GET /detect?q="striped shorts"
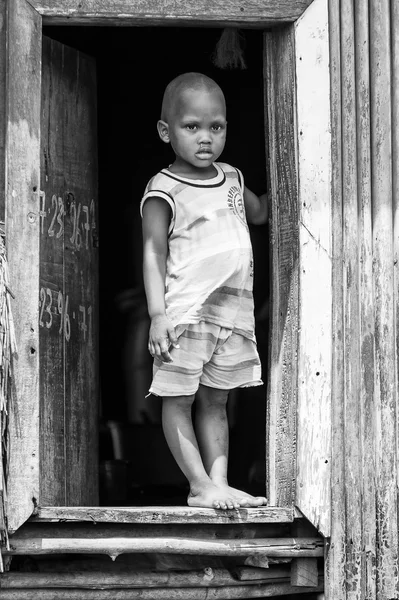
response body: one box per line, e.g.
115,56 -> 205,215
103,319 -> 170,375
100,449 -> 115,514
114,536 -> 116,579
149,322 -> 263,397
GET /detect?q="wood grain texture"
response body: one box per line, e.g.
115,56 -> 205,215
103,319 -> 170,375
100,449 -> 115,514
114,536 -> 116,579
5,0 -> 42,534
325,0 -> 346,597
355,0 -> 376,597
290,558 -> 318,587
0,0 -> 5,220
0,581 -> 326,599
31,505 -> 294,524
294,0 -> 332,537
6,536 -> 324,557
0,568 -> 291,588
392,0 -> 399,569
340,1 -> 363,596
39,37 -> 99,506
264,25 -> 298,508
11,520 -> 288,541
27,0 -> 314,26
369,1 -> 399,597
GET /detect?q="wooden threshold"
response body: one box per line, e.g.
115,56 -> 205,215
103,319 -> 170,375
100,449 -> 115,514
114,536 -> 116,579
30,506 -> 295,524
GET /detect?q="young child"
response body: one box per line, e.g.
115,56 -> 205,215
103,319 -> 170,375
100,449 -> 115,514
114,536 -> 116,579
141,72 -> 268,510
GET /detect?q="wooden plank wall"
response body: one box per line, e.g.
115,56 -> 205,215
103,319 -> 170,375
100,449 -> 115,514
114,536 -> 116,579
326,0 -> 399,597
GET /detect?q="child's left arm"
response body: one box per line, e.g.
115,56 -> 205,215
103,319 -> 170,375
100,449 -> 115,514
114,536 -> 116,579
243,187 -> 268,225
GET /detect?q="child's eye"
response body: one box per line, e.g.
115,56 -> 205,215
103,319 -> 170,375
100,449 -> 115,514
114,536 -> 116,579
211,124 -> 224,132
185,124 -> 198,131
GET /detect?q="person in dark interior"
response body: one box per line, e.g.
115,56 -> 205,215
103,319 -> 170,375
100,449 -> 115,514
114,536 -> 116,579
141,72 -> 268,509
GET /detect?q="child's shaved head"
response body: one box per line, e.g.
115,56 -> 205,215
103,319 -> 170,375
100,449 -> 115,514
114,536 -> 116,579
161,72 -> 225,122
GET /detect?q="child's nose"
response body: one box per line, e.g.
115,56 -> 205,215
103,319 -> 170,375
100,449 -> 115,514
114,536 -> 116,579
198,129 -> 212,143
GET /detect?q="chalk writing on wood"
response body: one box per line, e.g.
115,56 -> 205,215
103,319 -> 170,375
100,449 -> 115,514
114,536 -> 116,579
39,287 -> 92,344
39,189 -> 96,251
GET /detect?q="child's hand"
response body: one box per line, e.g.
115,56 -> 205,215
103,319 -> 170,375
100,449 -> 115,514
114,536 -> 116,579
148,315 -> 180,363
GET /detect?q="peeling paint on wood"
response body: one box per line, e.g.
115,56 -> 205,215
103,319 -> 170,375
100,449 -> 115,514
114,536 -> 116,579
294,0 -> 332,538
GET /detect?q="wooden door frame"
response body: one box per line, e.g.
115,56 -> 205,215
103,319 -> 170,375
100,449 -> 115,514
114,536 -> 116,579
3,0 -> 332,535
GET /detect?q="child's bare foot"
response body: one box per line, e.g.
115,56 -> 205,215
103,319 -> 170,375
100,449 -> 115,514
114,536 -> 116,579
216,484 -> 268,507
188,481 -> 241,510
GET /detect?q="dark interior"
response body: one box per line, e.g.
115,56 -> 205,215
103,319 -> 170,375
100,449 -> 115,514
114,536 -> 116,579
43,25 -> 270,506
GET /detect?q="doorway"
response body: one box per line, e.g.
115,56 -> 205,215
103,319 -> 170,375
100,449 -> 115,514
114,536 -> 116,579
43,25 -> 270,507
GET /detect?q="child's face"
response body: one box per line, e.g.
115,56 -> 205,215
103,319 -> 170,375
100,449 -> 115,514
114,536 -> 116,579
160,87 -> 227,175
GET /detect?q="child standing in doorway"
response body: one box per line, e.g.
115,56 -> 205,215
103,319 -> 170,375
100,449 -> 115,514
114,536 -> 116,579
141,72 -> 268,510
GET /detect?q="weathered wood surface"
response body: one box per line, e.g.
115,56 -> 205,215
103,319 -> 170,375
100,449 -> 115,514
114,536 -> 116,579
325,0 -> 346,598
5,0 -> 42,534
39,37 -> 99,506
31,505 -> 294,524
0,0 -> 6,220
27,0 -> 313,26
0,580 -> 325,599
393,0 -> 399,567
341,1 -> 363,595
6,536 -> 324,557
290,558 -> 318,587
294,0 -> 332,537
355,0 -> 376,597
0,567 -> 290,588
370,1 -> 399,597
11,520 -> 287,541
326,0 -> 399,597
264,25 -> 298,508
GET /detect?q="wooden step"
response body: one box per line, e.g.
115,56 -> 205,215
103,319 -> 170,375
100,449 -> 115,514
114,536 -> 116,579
30,506 -> 294,525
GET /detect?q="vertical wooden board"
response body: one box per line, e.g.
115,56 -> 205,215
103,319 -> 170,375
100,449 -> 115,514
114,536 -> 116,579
61,44 -> 99,506
5,0 -> 41,532
0,0 -> 5,219
40,37 -> 69,506
392,0 -> 399,527
39,37 -> 99,506
325,0 -> 346,597
354,0 -> 376,597
369,0 -> 399,597
294,0 -> 332,537
264,25 -> 299,507
340,1 -> 364,596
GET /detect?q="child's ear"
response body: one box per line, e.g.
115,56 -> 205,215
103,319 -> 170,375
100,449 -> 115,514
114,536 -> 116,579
157,120 -> 170,143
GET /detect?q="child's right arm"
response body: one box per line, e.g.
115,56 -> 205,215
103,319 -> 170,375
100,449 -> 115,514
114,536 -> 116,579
142,197 -> 179,363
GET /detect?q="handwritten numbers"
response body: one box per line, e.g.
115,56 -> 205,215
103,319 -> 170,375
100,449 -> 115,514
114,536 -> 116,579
83,206 -> 90,250
48,195 -> 65,239
70,202 -> 83,250
40,288 -> 91,344
38,190 -> 46,234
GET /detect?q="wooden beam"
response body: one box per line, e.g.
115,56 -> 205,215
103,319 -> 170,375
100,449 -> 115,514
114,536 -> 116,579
290,558 -> 318,587
0,567 -> 290,588
340,0 -> 363,593
0,580 -> 325,599
30,505 -> 294,524
264,24 -> 298,508
325,0 -> 346,597
0,0 -> 5,220
355,0 -> 376,597
5,0 -> 42,534
26,0 -> 314,27
294,0 -> 332,537
6,537 -> 324,557
370,0 -> 399,597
